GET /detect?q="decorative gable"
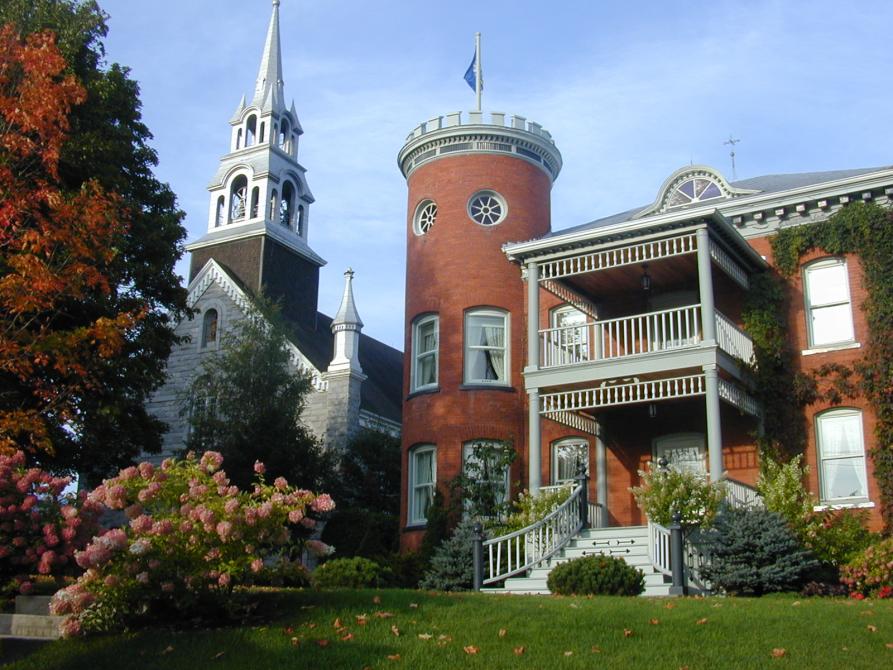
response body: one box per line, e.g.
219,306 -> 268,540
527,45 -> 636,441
635,165 -> 760,219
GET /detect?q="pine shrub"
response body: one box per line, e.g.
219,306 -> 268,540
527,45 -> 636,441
312,557 -> 390,589
418,518 -> 477,591
699,507 -> 818,596
546,555 -> 645,596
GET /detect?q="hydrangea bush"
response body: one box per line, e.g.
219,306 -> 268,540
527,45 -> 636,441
630,464 -> 725,528
0,451 -> 99,595
840,537 -> 893,599
50,452 -> 334,636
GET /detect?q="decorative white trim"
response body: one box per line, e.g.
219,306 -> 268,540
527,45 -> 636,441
635,165 -> 760,219
708,239 -> 749,289
813,501 -> 874,512
359,410 -> 400,437
717,379 -> 761,418
539,279 -> 599,319
801,342 -> 861,356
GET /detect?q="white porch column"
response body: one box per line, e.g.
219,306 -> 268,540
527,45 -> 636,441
704,364 -> 724,482
526,261 -> 540,370
696,227 -> 717,343
528,389 -> 541,494
595,419 -> 608,527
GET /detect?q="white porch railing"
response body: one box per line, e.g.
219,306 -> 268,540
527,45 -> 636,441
715,311 -> 754,363
482,484 -> 584,585
539,305 -> 755,370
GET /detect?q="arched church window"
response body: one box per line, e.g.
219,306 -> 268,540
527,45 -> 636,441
279,119 -> 290,151
666,177 -> 723,209
269,190 -> 278,220
250,187 -> 259,219
201,309 -> 219,348
229,175 -> 248,222
215,196 -> 225,227
280,181 -> 294,228
297,204 -> 305,236
246,115 -> 257,147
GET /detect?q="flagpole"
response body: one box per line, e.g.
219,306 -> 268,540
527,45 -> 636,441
474,32 -> 482,112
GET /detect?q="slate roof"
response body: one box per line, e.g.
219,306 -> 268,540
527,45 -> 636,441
550,166 -> 891,238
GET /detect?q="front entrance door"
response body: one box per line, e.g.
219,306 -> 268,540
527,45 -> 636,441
653,433 -> 706,475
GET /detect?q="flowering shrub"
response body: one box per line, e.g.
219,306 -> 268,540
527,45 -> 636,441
492,485 -> 574,535
0,451 -> 99,595
840,537 -> 893,598
630,464 -> 725,528
50,452 -> 334,636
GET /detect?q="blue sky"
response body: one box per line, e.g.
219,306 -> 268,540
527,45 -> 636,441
100,0 -> 892,350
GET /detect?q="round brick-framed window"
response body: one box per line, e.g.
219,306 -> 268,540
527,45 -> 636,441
468,190 -> 507,226
413,199 -> 437,236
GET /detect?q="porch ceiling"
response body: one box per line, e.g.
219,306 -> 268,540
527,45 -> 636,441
560,254 -> 699,303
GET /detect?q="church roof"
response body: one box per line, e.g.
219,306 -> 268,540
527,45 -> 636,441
550,166 -> 891,237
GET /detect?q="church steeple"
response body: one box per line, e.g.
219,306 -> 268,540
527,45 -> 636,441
252,0 -> 286,116
187,0 -> 324,328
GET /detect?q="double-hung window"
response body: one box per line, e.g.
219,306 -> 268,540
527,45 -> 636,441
408,445 -> 436,526
803,258 -> 855,348
816,409 -> 868,503
411,315 -> 438,391
552,439 -> 589,485
464,309 -> 508,384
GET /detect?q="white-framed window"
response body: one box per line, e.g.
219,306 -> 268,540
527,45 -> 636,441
549,305 -> 589,364
803,258 -> 855,348
468,190 -> 507,226
408,444 -> 436,526
462,440 -> 511,513
201,308 -> 219,348
552,438 -> 589,485
464,309 -> 508,385
413,199 -> 437,236
816,408 -> 868,503
411,314 -> 438,391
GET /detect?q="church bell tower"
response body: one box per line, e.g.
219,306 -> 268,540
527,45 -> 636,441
186,0 -> 325,327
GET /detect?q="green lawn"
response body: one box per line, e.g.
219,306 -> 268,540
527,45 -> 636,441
5,589 -> 893,669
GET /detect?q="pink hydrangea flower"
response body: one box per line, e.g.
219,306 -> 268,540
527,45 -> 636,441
273,476 -> 288,491
311,494 -> 335,513
253,461 -> 266,475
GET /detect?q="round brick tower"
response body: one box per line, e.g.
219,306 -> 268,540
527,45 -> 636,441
397,111 -> 562,550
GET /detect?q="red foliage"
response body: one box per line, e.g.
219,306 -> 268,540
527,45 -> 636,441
0,25 -> 143,454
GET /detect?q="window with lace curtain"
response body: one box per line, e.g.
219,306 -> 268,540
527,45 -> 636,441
408,445 -> 436,526
816,408 -> 868,503
464,309 -> 508,385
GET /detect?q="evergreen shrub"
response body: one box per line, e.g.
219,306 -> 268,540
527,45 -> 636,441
546,555 -> 645,596
419,518 -> 477,591
312,557 -> 389,589
699,507 -> 818,596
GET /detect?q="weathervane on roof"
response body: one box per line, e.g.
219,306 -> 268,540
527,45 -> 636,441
724,135 -> 740,181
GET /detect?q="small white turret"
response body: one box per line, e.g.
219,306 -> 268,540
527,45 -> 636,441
328,269 -> 364,373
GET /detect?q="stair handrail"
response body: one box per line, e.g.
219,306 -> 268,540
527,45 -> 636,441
647,520 -> 712,591
480,483 -> 584,585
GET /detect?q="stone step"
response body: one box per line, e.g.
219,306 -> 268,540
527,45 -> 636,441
535,552 -> 653,569
0,613 -> 63,640
578,526 -> 648,540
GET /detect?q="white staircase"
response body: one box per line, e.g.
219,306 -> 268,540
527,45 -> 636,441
488,525 -> 672,596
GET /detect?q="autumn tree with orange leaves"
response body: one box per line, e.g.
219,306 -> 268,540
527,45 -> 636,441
0,25 -> 143,459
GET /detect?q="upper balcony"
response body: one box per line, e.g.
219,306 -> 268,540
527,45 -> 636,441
539,305 -> 753,369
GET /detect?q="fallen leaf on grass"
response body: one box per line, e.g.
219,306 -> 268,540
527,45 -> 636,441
712,603 -> 722,608
771,648 -> 786,658
623,628 -> 633,638
300,605 -> 315,610
885,642 -> 893,649
340,632 -> 354,641
375,611 -> 395,619
161,646 -> 174,656
290,637 -> 299,646
513,646 -> 526,655
791,601 -> 800,607
649,618 -> 660,625
212,651 -> 225,660
305,623 -> 317,629
498,628 -> 507,638
464,645 -> 480,655
386,654 -> 400,661
283,626 -> 294,634
316,639 -> 330,648
564,650 -> 574,656
696,618 -> 708,625
409,603 -> 419,609
373,595 -> 382,604
867,625 -> 878,633
664,602 -> 675,609
437,634 -> 453,642
569,602 -> 579,609
333,618 -> 343,629
418,633 -> 433,640
591,646 -> 602,653
356,614 -> 368,625
391,625 -> 401,637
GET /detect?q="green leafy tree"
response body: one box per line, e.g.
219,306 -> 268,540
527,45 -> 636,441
183,301 -> 332,491
0,0 -> 188,480
451,441 -> 515,520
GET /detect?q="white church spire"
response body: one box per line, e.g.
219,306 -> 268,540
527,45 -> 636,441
253,0 -> 285,114
329,269 -> 364,373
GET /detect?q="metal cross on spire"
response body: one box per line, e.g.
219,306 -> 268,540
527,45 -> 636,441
724,135 -> 740,180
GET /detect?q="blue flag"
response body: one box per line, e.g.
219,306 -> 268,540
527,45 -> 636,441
464,53 -> 476,91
